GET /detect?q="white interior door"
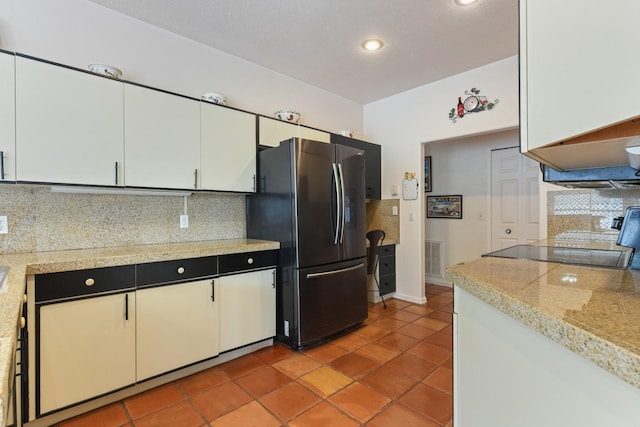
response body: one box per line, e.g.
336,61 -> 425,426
491,147 -> 540,250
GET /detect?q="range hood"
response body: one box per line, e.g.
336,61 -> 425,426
542,164 -> 640,189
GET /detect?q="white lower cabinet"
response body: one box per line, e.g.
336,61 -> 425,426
136,279 -> 219,381
218,269 -> 276,352
31,253 -> 277,422
38,292 -> 136,415
454,286 -> 640,427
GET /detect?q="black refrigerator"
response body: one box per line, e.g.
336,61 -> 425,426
247,138 -> 368,349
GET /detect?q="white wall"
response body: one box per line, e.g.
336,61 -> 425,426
0,0 -> 363,135
364,56 -> 519,302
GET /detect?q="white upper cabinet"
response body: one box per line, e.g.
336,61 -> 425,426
0,52 -> 15,182
124,84 -> 200,189
520,0 -> 640,170
15,56 -> 124,185
201,103 -> 257,192
259,116 -> 330,148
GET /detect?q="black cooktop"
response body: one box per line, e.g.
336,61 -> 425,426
482,245 -> 629,269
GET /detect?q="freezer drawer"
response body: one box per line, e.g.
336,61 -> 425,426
296,258 -> 367,347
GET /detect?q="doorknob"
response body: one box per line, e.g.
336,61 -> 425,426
505,229 -> 512,234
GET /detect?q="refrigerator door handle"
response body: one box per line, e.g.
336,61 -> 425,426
332,163 -> 341,245
337,163 -> 346,244
306,262 -> 365,279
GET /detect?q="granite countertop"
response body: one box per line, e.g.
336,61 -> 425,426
446,238 -> 640,390
0,238 -> 280,425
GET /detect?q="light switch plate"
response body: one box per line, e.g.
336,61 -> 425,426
0,216 -> 7,234
180,214 -> 189,228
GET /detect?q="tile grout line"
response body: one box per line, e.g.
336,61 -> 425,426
58,284 -> 454,426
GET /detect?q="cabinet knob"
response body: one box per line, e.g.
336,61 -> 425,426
85,278 -> 95,286
247,258 -> 254,265
23,294 -> 27,303
177,267 -> 185,274
20,317 -> 26,329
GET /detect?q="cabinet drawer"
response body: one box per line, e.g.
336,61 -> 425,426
137,256 -> 218,287
379,256 -> 395,277
379,244 -> 395,257
218,250 -> 277,275
380,275 -> 396,295
35,265 -> 135,303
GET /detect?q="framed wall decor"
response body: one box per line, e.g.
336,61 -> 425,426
427,195 -> 462,219
424,156 -> 432,192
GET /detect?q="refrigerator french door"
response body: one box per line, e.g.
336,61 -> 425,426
297,258 -> 367,346
247,138 -> 367,348
293,141 -> 365,267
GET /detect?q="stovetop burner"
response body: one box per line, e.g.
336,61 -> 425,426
482,245 -> 629,269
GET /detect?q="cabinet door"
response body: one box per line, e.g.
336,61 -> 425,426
259,116 -> 299,148
15,57 -> 124,186
299,127 -> 330,143
0,52 -> 15,182
136,279 -> 219,381
124,84 -> 200,189
258,116 -> 329,147
38,292 -> 135,415
331,134 -> 381,199
521,0 -> 640,166
201,103 -> 257,192
218,269 -> 276,352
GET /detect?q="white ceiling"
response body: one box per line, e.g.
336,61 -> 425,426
86,0 -> 518,104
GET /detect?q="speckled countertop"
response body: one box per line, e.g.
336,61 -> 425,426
0,238 -> 279,426
446,238 -> 640,390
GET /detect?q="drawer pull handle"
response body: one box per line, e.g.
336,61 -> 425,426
177,267 -> 185,274
85,278 -> 95,287
247,258 -> 254,265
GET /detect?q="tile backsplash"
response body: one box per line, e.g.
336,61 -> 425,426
366,198 -> 400,243
0,185 -> 246,254
547,189 -> 640,240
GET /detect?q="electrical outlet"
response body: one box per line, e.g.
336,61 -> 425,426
392,206 -> 398,216
180,214 -> 189,228
0,216 -> 7,234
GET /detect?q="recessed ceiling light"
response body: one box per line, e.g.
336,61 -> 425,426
455,0 -> 479,5
361,39 -> 383,51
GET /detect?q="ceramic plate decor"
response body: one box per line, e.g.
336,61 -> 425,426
88,64 -> 122,79
274,110 -> 300,124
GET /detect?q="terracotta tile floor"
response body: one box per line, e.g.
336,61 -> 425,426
58,284 -> 453,426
